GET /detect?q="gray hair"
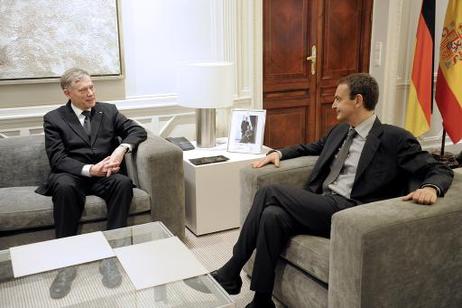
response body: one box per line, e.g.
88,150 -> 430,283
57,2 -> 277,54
60,68 -> 91,90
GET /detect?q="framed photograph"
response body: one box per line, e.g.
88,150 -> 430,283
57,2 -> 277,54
228,109 -> 266,154
0,0 -> 123,84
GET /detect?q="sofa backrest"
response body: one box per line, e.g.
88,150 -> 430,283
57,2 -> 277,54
0,135 -> 50,188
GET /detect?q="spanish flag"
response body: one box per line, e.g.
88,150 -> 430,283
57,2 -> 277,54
405,0 -> 435,137
435,0 -> 462,143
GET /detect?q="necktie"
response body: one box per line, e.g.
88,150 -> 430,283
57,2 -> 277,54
81,110 -> 91,136
322,128 -> 357,192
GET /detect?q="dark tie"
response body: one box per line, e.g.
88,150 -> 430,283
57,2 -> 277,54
81,110 -> 91,136
322,128 -> 357,192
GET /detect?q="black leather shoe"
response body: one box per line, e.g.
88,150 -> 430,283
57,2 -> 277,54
99,259 -> 122,288
210,270 -> 242,295
245,299 -> 276,308
50,267 -> 77,299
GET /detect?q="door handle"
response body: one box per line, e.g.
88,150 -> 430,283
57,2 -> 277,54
306,45 -> 316,75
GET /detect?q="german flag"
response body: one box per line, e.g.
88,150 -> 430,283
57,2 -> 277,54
405,0 -> 435,137
435,0 -> 462,143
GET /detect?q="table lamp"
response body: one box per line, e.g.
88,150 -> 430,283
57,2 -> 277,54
177,62 -> 234,148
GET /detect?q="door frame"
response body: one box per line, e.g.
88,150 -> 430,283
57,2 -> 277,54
253,0 -> 264,110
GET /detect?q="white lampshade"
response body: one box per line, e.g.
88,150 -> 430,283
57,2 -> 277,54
177,62 -> 234,108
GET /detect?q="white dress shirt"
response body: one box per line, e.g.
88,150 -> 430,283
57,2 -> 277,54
327,114 -> 376,198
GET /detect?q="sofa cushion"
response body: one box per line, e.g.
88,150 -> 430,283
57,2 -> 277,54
281,234 -> 330,284
0,186 -> 150,231
0,136 -> 50,188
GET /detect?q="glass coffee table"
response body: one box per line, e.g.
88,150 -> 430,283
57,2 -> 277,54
0,222 -> 234,307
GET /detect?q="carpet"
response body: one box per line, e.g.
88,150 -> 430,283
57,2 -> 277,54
183,227 -> 284,308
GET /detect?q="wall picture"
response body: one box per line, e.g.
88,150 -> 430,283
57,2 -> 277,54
0,0 -> 122,84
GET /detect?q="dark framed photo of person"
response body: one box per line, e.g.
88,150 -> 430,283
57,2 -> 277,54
227,109 -> 266,154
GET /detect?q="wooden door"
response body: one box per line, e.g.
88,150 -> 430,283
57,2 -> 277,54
263,0 -> 373,148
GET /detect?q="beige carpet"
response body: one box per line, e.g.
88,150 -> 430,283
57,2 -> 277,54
183,227 -> 284,308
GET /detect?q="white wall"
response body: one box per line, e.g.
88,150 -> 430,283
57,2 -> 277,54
119,0 -> 253,139
368,0 -> 390,120
121,0 -> 217,98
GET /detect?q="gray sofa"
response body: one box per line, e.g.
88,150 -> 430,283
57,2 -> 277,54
0,133 -> 185,250
241,156 -> 462,308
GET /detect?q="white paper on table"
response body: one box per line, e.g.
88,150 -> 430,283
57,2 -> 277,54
10,231 -> 114,278
114,236 -> 208,290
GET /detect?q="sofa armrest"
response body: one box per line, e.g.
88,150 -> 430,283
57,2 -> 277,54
133,133 -> 185,240
240,156 -> 318,225
328,173 -> 462,308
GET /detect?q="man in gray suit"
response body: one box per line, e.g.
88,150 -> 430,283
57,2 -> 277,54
211,73 -> 454,308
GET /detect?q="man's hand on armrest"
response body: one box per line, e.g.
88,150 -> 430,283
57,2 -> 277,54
252,151 -> 281,168
402,186 -> 438,205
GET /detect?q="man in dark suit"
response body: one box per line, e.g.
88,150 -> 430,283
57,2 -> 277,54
211,73 -> 454,308
36,68 -> 147,298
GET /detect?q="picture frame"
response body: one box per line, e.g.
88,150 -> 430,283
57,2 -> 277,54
0,0 -> 123,84
227,109 -> 266,154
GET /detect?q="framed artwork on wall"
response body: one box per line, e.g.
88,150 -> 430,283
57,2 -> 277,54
228,109 -> 266,154
0,0 -> 123,84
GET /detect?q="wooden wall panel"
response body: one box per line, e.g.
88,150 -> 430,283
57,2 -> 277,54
315,0 -> 373,139
265,107 -> 306,148
320,0 -> 362,80
263,0 -> 316,148
264,0 -> 312,89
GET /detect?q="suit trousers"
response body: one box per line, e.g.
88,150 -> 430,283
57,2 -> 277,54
48,172 -> 133,238
223,184 -> 357,293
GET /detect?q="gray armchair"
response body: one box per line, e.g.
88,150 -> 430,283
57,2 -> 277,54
0,132 -> 185,250
240,157 -> 462,308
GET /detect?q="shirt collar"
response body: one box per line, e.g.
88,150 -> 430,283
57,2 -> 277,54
70,102 -> 91,118
352,113 -> 376,139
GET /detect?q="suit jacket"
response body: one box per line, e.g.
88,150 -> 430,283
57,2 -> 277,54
36,101 -> 147,195
280,118 -> 454,204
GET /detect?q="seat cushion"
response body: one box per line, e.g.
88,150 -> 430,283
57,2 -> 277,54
0,186 -> 150,232
281,234 -> 330,284
0,136 -> 50,188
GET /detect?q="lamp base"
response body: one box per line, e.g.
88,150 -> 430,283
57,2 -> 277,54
196,108 -> 216,148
